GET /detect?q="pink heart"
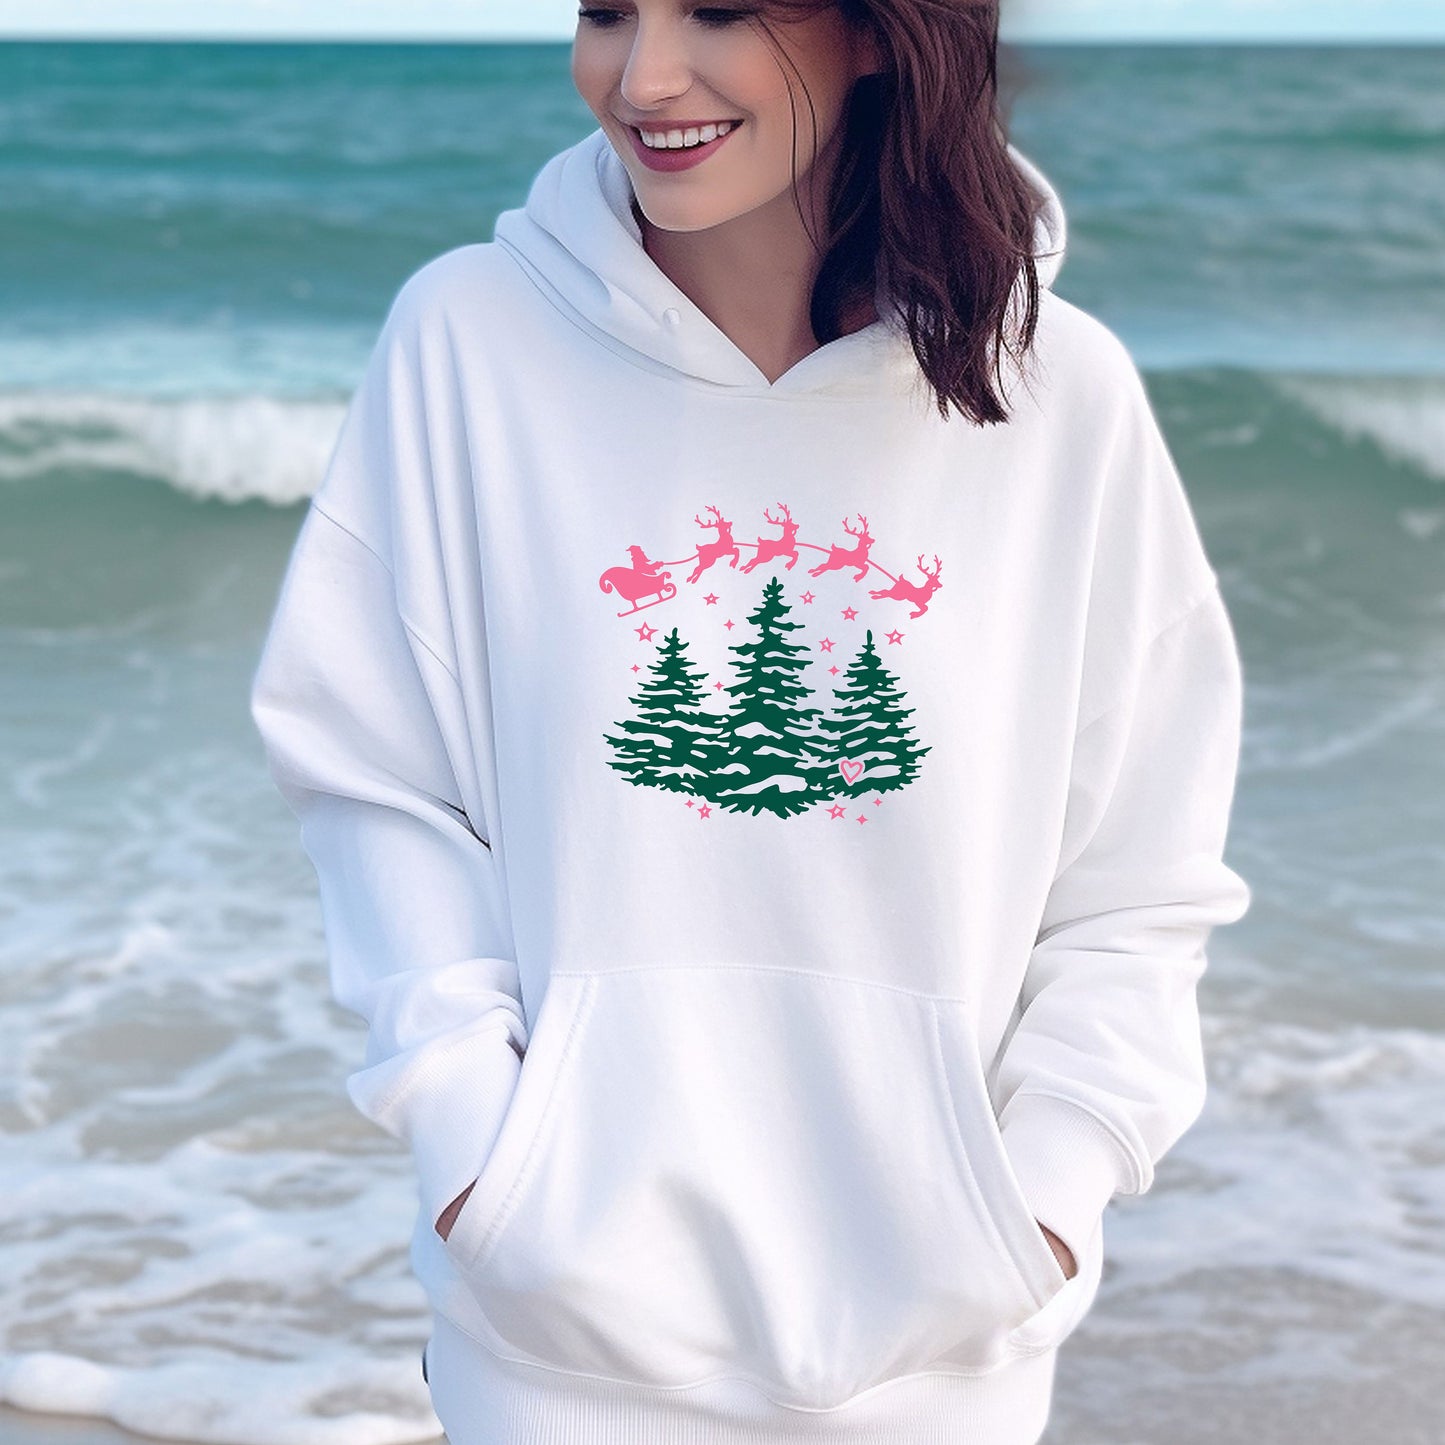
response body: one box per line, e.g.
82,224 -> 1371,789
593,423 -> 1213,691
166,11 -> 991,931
839,758 -> 864,784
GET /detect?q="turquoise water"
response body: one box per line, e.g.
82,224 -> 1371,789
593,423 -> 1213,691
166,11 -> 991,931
1,40 -> 1442,1445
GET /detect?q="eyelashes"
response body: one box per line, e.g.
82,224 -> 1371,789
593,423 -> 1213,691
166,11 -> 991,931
578,7 -> 760,29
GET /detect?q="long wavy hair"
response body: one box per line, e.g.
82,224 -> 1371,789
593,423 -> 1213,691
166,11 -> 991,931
748,0 -> 1046,425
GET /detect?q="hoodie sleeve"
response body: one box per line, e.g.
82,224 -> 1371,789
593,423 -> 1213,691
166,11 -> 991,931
995,344 -> 1253,1271
248,278 -> 526,1235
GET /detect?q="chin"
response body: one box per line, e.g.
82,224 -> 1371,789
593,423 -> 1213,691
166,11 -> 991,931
650,180 -> 793,229
631,193 -> 744,235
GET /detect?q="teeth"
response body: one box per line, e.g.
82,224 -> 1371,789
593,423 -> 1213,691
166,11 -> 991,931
638,120 -> 737,150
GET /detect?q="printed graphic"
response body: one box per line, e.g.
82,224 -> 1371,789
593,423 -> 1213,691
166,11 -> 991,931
598,545 -> 676,617
599,503 -> 940,822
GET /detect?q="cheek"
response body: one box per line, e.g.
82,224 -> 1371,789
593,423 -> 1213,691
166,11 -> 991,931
570,46 -> 612,106
735,56 -> 845,141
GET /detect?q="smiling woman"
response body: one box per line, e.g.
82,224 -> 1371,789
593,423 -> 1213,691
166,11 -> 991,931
567,0 -> 1050,413
248,1 -> 1251,1442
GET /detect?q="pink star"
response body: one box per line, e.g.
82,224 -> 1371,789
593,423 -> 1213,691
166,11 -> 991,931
800,590 -> 815,604
704,593 -> 719,605
855,814 -> 868,825
842,605 -> 858,621
828,665 -> 840,675
636,621 -> 657,641
697,803 -> 712,819
724,618 -> 735,630
828,803 -> 847,819
874,797 -> 883,806
818,637 -> 835,653
631,663 -> 641,672
714,680 -> 724,690
685,798 -> 694,807
885,628 -> 904,645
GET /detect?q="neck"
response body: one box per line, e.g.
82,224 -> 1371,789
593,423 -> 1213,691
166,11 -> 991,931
631,178 -> 877,384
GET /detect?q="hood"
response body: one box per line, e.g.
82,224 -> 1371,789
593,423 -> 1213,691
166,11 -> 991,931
492,125 -> 1067,394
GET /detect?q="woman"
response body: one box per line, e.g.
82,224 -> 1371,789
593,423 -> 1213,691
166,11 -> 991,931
250,2 -> 1252,1441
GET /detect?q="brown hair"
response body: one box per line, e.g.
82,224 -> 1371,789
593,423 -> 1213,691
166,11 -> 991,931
751,0 -> 1045,425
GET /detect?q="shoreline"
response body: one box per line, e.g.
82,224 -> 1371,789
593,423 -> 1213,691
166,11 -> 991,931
0,1404 -> 447,1445
0,1408 -> 190,1445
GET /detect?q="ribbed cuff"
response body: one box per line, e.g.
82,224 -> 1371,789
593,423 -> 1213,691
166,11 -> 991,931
356,1026 -> 523,1232
997,1091 -> 1132,1271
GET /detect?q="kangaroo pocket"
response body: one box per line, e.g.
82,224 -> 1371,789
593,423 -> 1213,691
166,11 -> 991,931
441,965 -> 1073,1407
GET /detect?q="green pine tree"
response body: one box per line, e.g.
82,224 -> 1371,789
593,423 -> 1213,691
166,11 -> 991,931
708,575 -> 831,817
603,627 -> 727,794
817,629 -> 931,795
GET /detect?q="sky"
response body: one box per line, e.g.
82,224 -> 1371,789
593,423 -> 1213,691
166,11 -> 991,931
0,0 -> 1442,42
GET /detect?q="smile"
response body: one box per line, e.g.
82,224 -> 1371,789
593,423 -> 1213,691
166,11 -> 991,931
627,120 -> 744,173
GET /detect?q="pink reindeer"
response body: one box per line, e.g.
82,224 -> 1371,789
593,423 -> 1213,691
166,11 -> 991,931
686,505 -> 741,583
807,513 -> 874,581
741,502 -> 801,574
869,554 -> 943,619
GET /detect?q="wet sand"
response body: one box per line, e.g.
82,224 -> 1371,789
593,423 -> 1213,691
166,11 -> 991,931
0,1407 -> 449,1445
0,1410 -> 164,1445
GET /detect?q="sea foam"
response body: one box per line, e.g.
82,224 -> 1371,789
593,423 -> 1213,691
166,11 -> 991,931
0,391 -> 346,506
1270,373 -> 1445,484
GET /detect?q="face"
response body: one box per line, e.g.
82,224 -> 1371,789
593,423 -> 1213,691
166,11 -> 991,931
571,2 -> 879,235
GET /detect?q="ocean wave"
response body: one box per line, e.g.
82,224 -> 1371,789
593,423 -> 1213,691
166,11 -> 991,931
0,390 -> 347,506
3,368 -> 1445,513
1267,373 -> 1445,484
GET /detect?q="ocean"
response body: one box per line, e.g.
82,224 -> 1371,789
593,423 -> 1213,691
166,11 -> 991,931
1,38 -> 1441,1445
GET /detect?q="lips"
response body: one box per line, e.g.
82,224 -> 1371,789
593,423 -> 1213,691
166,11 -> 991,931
626,120 -> 744,173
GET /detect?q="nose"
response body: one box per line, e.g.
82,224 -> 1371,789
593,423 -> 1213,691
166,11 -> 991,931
619,17 -> 695,111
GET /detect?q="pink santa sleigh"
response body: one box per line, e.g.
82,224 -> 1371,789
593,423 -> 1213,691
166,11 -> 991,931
598,545 -> 677,617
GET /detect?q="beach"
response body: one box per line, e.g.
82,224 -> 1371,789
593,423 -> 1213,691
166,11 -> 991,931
2,36 -> 1443,1445
0,1408 -> 173,1445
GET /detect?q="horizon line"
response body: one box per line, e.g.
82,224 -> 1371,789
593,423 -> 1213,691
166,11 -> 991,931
2,32 -> 1440,46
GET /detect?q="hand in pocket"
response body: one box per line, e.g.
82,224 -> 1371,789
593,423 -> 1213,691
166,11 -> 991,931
436,1180 -> 477,1242
435,1037 -> 526,1241
1037,1220 -> 1077,1280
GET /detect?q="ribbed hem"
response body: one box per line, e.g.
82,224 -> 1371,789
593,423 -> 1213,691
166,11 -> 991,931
424,1307 -> 1059,1445
998,1090 -> 1132,1270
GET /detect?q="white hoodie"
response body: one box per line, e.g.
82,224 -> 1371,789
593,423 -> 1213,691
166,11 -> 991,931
250,125 -> 1252,1443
